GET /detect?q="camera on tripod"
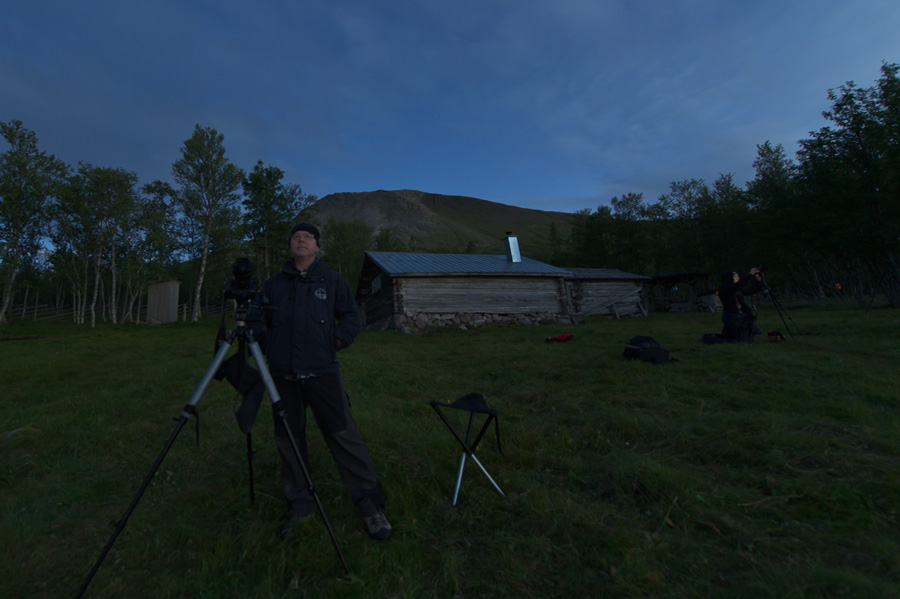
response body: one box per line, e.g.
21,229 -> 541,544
223,258 -> 260,318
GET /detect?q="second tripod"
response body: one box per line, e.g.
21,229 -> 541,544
759,270 -> 808,345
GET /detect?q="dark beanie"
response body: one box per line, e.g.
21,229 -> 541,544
289,223 -> 320,244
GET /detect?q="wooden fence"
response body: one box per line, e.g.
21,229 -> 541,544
3,301 -> 228,324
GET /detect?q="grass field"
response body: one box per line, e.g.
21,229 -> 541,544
1,305 -> 899,598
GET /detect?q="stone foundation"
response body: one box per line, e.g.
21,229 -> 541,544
381,311 -> 572,332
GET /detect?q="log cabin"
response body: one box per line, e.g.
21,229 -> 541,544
354,235 -> 648,331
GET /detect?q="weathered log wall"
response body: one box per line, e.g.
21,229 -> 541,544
358,272 -> 649,331
395,276 -> 568,314
568,280 -> 645,318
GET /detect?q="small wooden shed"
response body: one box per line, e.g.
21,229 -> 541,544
355,251 -> 574,330
147,280 -> 180,324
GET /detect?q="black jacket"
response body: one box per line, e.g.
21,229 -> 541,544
258,258 -> 361,377
718,270 -> 762,315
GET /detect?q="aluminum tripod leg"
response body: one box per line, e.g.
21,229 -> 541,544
76,335 -> 236,599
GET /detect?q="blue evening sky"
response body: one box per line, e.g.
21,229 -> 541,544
2,0 -> 899,213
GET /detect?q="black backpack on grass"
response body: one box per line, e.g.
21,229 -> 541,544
623,335 -> 670,365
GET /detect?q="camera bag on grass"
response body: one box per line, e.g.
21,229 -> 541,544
623,335 -> 671,365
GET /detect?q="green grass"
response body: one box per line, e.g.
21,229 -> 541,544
2,306 -> 899,598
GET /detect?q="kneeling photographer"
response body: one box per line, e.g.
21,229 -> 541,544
717,266 -> 763,342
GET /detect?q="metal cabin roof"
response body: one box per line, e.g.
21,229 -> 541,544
566,267 -> 651,281
365,251 -> 571,277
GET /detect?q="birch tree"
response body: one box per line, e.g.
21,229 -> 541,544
242,160 -> 316,275
169,125 -> 243,321
0,120 -> 67,323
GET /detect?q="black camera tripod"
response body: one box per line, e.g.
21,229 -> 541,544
758,270 -> 808,345
75,312 -> 349,598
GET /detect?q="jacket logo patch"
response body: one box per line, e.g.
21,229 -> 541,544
315,288 -> 327,300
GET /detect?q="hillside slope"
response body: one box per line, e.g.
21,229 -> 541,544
298,189 -> 576,259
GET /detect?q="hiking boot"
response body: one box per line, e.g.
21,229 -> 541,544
280,511 -> 313,540
362,511 -> 392,540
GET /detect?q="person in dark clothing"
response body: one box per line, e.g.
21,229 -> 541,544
717,267 -> 763,342
257,223 -> 391,541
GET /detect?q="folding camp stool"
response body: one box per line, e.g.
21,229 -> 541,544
430,393 -> 505,506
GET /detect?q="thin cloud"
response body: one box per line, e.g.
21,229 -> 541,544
2,0 -> 898,213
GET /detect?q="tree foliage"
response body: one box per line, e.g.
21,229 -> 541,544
168,124 -> 244,321
242,160 -> 317,278
320,217 -> 374,289
50,164 -> 141,325
0,120 -> 68,323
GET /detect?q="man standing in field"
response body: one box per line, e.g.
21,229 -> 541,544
257,223 -> 391,541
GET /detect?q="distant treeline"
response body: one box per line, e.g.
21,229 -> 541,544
551,62 -> 900,308
1,62 -> 898,325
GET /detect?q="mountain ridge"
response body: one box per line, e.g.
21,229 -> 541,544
298,189 -> 576,260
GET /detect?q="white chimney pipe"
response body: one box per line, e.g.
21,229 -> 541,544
504,231 -> 521,262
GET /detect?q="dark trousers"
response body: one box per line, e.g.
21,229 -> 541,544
272,373 -> 385,519
721,311 -> 756,343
